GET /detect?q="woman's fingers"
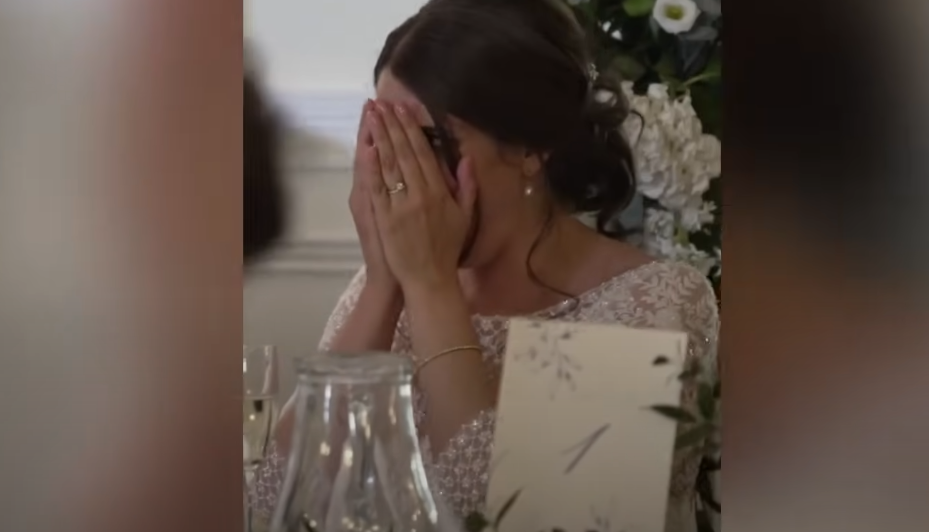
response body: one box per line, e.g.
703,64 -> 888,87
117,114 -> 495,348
374,101 -> 426,196
357,126 -> 392,222
355,99 -> 374,149
394,103 -> 446,193
367,106 -> 405,194
352,100 -> 375,185
358,143 -> 383,195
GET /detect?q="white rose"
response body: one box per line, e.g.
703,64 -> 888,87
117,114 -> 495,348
652,0 -> 701,35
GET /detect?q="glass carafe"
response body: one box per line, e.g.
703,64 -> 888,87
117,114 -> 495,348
270,353 -> 440,532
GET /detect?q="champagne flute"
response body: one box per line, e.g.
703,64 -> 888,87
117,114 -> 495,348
243,345 -> 279,476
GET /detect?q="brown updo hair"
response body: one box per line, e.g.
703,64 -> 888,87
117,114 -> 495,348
373,0 -> 636,237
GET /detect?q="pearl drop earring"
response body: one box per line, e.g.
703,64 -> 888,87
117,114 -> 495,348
523,184 -> 534,197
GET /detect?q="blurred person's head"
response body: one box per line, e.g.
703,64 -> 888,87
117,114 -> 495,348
726,1 -> 929,530
372,0 -> 636,269
244,70 -> 285,266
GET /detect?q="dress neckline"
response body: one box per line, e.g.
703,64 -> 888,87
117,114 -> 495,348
472,259 -> 665,322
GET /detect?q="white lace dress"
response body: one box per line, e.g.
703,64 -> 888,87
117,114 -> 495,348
253,260 -> 719,532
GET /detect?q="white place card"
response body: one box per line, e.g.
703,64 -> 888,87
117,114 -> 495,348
486,318 -> 689,532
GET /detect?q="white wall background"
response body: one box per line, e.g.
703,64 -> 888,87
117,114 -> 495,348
245,0 -> 427,399
247,0 -> 426,91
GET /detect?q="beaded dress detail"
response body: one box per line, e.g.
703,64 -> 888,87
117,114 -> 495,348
252,261 -> 719,532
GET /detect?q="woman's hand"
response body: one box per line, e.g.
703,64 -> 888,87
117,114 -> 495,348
363,101 -> 478,294
350,99 -> 399,294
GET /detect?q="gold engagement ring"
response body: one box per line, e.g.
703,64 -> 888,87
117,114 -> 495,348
386,182 -> 407,195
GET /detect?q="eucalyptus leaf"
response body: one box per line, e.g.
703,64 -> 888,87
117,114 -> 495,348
611,54 -> 646,81
570,0 -> 597,20
464,512 -> 490,532
684,66 -> 721,89
689,83 -> 721,135
698,382 -> 716,420
677,38 -> 713,80
622,0 -> 656,17
654,52 -> 677,78
494,490 -> 522,529
650,404 -> 697,423
693,0 -> 723,17
681,25 -> 718,42
676,423 -> 715,450
677,365 -> 701,382
703,48 -> 722,77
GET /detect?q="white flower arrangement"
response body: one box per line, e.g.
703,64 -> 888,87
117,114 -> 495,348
621,81 -> 721,278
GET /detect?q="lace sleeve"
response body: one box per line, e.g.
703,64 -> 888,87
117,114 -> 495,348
250,439 -> 286,518
428,408 -> 497,517
249,267 -> 370,518
620,262 -> 720,501
318,266 -> 369,351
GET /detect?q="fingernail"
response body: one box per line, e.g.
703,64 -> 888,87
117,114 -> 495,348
375,101 -> 388,113
396,104 -> 408,116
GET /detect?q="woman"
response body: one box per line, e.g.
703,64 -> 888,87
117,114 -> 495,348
254,0 -> 718,530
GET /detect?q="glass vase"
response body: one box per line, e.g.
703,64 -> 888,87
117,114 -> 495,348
270,352 -> 440,532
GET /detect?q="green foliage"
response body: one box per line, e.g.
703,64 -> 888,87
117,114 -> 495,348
651,354 -> 721,453
573,0 -> 723,300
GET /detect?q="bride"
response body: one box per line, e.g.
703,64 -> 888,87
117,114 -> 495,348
253,0 -> 719,530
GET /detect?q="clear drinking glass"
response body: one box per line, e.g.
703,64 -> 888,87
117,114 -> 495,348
270,352 -> 440,532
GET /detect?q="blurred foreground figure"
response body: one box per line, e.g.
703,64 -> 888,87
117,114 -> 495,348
727,0 -> 929,531
0,4 -> 241,532
244,68 -> 286,265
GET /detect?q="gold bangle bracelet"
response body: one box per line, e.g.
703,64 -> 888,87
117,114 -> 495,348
414,345 -> 482,375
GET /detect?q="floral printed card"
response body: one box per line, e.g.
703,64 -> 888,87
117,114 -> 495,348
486,318 -> 688,532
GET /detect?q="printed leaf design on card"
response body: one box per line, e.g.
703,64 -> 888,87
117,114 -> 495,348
560,423 -> 611,475
487,319 -> 691,532
516,321 -> 582,399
